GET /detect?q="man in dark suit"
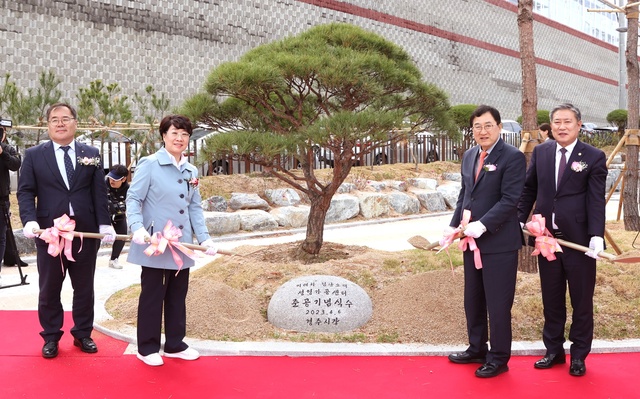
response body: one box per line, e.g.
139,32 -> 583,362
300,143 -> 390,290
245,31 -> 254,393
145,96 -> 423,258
17,103 -> 116,359
518,103 -> 606,377
443,105 -> 526,378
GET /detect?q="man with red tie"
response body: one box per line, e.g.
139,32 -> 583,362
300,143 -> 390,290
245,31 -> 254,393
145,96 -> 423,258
443,105 -> 526,378
518,103 -> 607,377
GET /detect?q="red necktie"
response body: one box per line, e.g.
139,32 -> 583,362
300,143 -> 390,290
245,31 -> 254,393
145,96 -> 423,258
475,150 -> 487,181
557,148 -> 567,188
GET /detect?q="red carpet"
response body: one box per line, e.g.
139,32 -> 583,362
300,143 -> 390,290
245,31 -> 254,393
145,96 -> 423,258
0,310 -> 636,398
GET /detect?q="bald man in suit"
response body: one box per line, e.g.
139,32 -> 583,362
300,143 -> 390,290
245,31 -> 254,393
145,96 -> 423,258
518,103 -> 607,377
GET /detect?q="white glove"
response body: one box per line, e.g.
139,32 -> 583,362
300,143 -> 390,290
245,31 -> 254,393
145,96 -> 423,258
132,227 -> 151,245
464,221 -> 487,239
200,238 -> 218,256
99,225 -> 117,244
585,236 -> 604,259
439,226 -> 457,246
23,221 -> 40,238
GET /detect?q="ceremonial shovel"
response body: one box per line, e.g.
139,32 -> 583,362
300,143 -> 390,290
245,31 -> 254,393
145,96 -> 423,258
407,231 -> 640,264
33,229 -> 238,256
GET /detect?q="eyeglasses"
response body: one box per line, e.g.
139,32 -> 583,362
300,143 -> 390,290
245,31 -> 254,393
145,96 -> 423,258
48,117 -> 76,125
472,123 -> 495,132
166,131 -> 191,139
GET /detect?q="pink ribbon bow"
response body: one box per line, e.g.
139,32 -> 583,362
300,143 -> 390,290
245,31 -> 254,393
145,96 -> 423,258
38,214 -> 83,274
525,214 -> 562,261
143,220 -> 201,274
458,209 -> 483,269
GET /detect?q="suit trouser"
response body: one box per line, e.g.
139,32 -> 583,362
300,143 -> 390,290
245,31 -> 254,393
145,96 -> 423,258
538,247 -> 596,360
463,250 -> 518,366
137,266 -> 190,356
37,237 -> 99,342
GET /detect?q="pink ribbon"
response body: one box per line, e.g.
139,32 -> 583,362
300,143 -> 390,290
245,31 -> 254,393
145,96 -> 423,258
38,214 -> 83,274
143,220 -> 201,274
525,214 -> 562,261
458,209 -> 483,269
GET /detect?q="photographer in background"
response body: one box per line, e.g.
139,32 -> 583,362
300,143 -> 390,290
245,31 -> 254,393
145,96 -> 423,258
0,118 -> 23,286
106,164 -> 129,269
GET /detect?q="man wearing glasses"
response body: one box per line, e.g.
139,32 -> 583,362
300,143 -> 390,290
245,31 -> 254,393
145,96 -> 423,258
17,103 -> 116,359
442,105 -> 526,378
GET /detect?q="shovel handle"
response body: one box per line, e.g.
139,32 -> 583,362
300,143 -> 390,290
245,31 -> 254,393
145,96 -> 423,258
33,229 -> 236,256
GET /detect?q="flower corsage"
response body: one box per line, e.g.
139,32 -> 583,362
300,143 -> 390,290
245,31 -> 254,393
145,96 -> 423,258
571,161 -> 587,172
188,177 -> 199,190
77,156 -> 101,167
483,164 -> 497,172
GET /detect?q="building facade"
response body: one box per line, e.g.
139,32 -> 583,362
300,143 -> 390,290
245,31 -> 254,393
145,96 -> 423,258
0,0 -> 622,125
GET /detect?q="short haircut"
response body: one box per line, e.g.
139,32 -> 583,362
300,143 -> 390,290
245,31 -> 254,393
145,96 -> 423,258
159,115 -> 193,138
550,103 -> 581,122
46,103 -> 78,120
470,105 -> 501,126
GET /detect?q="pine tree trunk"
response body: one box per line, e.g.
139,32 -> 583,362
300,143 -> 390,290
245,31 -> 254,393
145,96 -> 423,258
624,6 -> 640,231
517,0 -> 539,273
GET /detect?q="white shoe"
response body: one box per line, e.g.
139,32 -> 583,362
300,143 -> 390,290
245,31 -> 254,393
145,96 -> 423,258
137,352 -> 164,366
108,259 -> 123,269
163,347 -> 200,360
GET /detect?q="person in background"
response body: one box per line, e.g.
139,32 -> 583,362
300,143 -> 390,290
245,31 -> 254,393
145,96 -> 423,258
539,123 -> 553,141
0,120 -> 22,286
442,105 -> 526,378
126,114 -> 217,367
17,103 -> 116,358
106,164 -> 129,269
518,103 -> 607,377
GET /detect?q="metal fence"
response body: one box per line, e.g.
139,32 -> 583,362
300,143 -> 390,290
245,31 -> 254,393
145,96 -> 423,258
79,130 -> 619,177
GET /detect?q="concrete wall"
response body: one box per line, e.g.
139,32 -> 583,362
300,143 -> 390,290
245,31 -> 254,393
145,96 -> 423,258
0,0 -> 620,125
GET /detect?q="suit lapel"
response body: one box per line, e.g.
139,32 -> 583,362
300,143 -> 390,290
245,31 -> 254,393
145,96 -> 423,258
557,140 -> 585,190
473,139 -> 504,187
43,141 -> 67,188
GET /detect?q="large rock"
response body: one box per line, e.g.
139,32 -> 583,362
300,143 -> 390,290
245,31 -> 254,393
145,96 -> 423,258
387,191 -> 420,215
408,177 -> 438,190
412,189 -> 448,212
606,168 -> 622,193
436,182 -> 462,209
358,192 -> 389,219
229,193 -> 270,211
267,275 -> 373,333
270,206 -> 310,228
265,188 -> 301,207
204,211 -> 242,235
325,194 -> 360,223
202,195 -> 228,212
236,209 -> 279,231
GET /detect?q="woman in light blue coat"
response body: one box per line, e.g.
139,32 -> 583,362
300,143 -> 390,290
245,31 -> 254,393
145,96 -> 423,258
126,115 -> 216,367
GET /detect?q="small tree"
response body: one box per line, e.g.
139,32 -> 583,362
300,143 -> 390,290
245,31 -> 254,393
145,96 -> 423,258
607,108 -> 628,134
450,104 -> 477,157
0,71 -> 62,144
181,23 -> 456,255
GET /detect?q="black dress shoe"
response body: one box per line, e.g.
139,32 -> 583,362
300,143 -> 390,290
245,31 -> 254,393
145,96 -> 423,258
42,341 -> 59,358
569,358 -> 586,376
73,337 -> 98,353
534,353 -> 566,369
448,351 -> 486,364
475,362 -> 509,378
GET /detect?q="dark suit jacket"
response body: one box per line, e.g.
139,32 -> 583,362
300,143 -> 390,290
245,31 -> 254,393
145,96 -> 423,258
517,139 -> 606,247
17,140 -> 110,234
451,138 -> 526,254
